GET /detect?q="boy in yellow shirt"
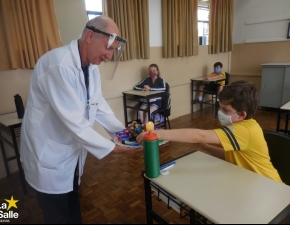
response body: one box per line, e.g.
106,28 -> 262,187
193,62 -> 226,104
137,80 -> 282,183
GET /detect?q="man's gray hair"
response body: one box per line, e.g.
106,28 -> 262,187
81,16 -> 109,36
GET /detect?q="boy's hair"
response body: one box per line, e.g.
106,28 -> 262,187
149,63 -> 161,77
218,80 -> 260,119
214,62 -> 223,68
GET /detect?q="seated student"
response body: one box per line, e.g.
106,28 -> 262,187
193,62 -> 226,104
134,64 -> 166,124
137,80 -> 283,183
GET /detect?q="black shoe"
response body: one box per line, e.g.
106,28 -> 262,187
192,99 -> 202,104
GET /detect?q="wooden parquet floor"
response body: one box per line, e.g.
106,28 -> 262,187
0,106 -> 289,224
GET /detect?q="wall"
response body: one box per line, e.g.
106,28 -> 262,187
231,0 -> 290,88
230,41 -> 290,88
233,0 -> 290,44
53,0 -> 88,45
0,0 -> 229,178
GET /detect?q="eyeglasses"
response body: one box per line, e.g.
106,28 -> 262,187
86,25 -> 126,48
85,25 -> 127,80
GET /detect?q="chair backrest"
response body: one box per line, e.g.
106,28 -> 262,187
225,72 -> 230,86
165,83 -> 171,111
150,82 -> 171,124
263,130 -> 290,185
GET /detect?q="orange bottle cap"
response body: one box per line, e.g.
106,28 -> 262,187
144,131 -> 158,141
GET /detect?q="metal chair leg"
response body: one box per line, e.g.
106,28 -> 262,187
0,138 -> 10,176
167,117 -> 171,129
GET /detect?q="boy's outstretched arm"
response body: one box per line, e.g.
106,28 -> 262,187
137,129 -> 224,158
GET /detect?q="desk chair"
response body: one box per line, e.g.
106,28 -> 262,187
263,130 -> 290,185
201,72 -> 230,117
151,83 -> 171,129
276,101 -> 290,134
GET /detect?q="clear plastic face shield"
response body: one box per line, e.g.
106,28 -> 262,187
86,26 -> 126,80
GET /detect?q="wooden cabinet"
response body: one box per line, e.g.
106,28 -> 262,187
260,63 -> 290,108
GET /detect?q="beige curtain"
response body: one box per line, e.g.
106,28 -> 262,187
208,0 -> 233,54
104,0 -> 150,61
0,0 -> 62,71
161,0 -> 198,58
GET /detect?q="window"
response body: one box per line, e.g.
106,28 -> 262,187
198,6 -> 209,45
85,0 -> 103,20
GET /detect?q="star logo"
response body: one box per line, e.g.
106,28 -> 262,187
5,196 -> 19,211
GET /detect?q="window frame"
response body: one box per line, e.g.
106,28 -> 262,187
86,10 -> 102,19
197,5 -> 209,46
84,0 -> 103,20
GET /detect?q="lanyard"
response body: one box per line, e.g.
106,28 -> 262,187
82,65 -> 90,119
82,65 -> 90,105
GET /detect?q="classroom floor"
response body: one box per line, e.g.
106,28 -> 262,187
0,106 -> 289,224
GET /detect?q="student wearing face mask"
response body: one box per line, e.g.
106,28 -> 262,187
136,80 -> 283,183
193,62 -> 226,105
134,64 -> 166,124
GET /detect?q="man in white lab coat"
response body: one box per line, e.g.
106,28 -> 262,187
20,15 -> 139,224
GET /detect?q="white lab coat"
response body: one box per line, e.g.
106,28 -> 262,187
20,40 -> 124,194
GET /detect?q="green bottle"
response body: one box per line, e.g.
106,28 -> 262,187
143,131 -> 160,178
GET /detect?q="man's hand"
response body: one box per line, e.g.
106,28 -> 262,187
112,144 -> 142,154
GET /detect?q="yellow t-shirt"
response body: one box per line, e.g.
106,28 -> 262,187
214,119 -> 283,183
210,71 -> 226,86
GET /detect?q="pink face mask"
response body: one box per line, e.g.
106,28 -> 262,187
149,72 -> 157,78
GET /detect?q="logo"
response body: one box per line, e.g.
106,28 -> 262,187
0,196 -> 19,222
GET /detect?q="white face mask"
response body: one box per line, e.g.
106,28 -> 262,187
218,110 -> 237,126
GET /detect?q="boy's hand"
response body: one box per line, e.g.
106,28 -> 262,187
136,131 -> 148,145
197,142 -> 210,151
203,76 -> 211,81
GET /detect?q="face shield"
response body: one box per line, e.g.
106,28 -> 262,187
86,26 -> 126,80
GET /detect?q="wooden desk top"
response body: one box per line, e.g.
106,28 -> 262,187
191,77 -> 225,83
123,90 -> 165,97
147,151 -> 290,224
0,112 -> 22,128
